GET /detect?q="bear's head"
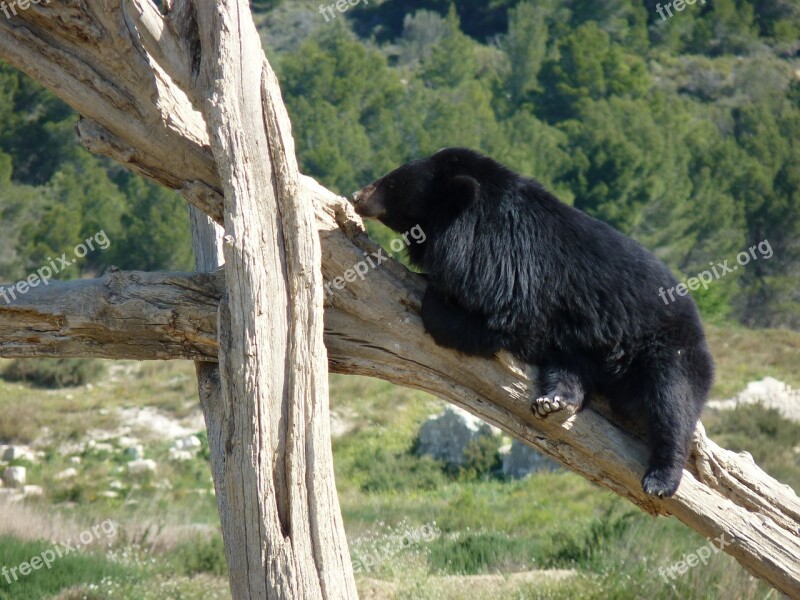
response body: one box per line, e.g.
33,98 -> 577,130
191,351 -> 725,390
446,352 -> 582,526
351,148 -> 494,234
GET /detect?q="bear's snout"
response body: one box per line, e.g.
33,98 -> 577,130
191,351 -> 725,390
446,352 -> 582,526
351,182 -> 385,219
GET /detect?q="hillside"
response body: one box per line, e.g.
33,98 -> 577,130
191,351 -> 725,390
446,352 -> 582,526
0,1 -> 799,598
0,325 -> 798,598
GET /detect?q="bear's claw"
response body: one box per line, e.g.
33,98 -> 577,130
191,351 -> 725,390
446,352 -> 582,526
531,396 -> 578,421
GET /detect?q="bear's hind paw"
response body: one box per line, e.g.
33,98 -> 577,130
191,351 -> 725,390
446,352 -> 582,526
531,396 -> 578,421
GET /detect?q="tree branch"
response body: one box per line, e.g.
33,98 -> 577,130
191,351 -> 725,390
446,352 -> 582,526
0,3 -> 798,596
0,269 -> 221,360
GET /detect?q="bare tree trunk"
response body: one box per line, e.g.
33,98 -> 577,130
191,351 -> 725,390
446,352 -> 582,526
187,0 -> 356,596
0,1 -> 798,598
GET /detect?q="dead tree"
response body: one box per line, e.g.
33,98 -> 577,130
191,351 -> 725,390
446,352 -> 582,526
0,1 -> 798,598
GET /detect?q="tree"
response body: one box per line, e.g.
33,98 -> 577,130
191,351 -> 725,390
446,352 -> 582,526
0,1 -> 799,598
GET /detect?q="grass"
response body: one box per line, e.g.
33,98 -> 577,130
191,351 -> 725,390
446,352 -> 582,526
0,537 -> 140,600
705,324 -> 800,398
0,323 -> 797,597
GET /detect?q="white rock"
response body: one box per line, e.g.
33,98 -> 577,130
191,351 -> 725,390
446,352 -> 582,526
54,468 -> 78,481
2,446 -> 34,462
169,448 -> 195,462
708,377 -> 800,423
98,491 -> 119,499
23,485 -> 44,497
182,435 -> 202,450
70,456 -> 82,465
93,443 -> 114,453
118,436 -> 139,448
3,466 -> 27,488
127,459 -> 157,476
417,406 -> 499,467
109,480 -> 124,490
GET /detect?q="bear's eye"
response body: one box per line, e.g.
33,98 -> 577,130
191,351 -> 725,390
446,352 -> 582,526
387,181 -> 396,190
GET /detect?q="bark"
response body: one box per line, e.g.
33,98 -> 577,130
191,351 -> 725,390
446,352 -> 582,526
0,2 -> 798,598
3,216 -> 800,598
190,1 -> 356,598
0,269 -> 220,360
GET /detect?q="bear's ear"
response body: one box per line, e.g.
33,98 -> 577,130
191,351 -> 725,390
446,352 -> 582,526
447,175 -> 480,211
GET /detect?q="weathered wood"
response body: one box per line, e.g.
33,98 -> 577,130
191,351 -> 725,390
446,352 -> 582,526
2,209 -> 799,596
0,2 -> 798,597
190,0 -> 356,596
0,269 -> 221,360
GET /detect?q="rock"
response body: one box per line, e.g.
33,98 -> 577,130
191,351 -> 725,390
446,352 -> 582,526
3,466 -> 27,488
109,480 -> 124,490
2,445 -> 34,463
501,440 -> 561,479
127,459 -> 157,476
707,377 -> 800,423
93,442 -> 115,453
98,491 -> 119,499
174,435 -> 202,451
417,406 -> 499,467
169,448 -> 195,462
170,436 -> 202,461
124,445 -> 145,461
23,485 -> 44,497
70,456 -> 82,465
183,435 -> 202,450
118,436 -> 140,448
54,468 -> 78,481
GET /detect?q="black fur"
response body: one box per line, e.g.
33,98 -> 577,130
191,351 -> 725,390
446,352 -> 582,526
352,148 -> 714,497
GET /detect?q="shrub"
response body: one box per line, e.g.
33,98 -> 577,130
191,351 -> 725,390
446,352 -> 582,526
0,536 -> 139,600
169,535 -> 227,577
460,435 -> 502,480
359,448 -> 446,493
1,358 -> 104,388
546,507 -> 636,569
427,531 -> 538,575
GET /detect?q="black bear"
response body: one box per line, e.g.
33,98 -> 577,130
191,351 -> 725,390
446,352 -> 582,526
351,147 -> 714,498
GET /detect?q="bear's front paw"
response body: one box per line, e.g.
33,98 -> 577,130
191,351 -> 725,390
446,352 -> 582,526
641,467 -> 682,498
531,396 -> 578,421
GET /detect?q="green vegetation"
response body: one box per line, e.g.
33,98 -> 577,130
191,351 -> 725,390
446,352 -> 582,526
0,0 -> 798,598
2,1 -> 798,328
0,537 -> 141,600
271,0 -> 800,328
2,359 -> 105,389
0,323 -> 797,598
